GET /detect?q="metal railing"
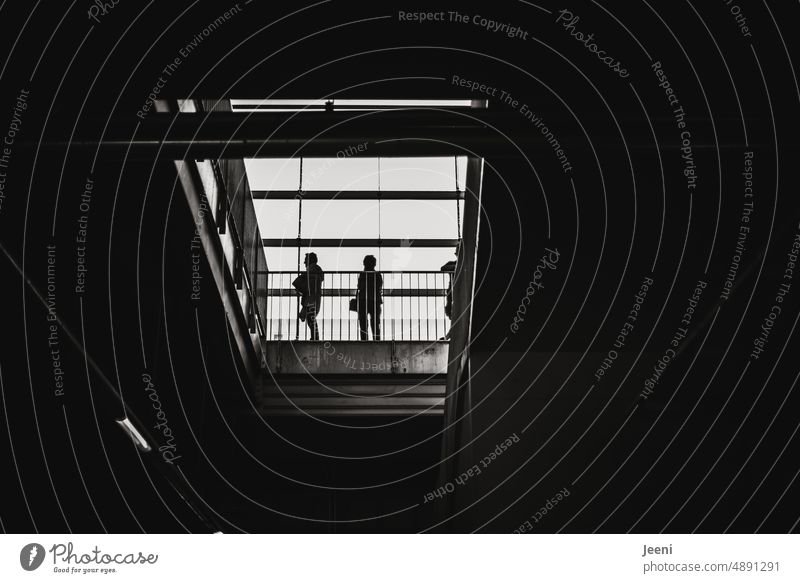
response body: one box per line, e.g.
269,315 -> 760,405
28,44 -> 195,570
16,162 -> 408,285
265,271 -> 453,341
194,157 -> 267,339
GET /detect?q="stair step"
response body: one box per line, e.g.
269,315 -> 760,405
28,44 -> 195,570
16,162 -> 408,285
256,375 -> 446,416
257,383 -> 445,396
260,406 -> 444,416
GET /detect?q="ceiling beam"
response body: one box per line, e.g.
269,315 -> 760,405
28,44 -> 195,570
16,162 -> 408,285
262,238 -> 459,247
28,111 -> 546,159
252,190 -> 464,200
31,110 -> 770,159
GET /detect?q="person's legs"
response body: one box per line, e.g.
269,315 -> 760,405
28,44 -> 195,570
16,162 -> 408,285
306,304 -> 319,340
371,307 -> 381,341
358,307 -> 368,340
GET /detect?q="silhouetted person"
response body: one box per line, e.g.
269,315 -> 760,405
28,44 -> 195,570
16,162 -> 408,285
440,244 -> 459,339
441,258 -> 456,320
357,255 -> 383,340
299,252 -> 323,340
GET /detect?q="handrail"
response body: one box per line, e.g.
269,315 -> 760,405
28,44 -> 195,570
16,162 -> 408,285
173,98 -> 271,375
265,270 -> 447,274
252,190 -> 464,200
262,238 -> 460,248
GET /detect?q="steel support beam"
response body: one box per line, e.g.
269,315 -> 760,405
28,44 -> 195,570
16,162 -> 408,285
31,108 -> 776,159
252,190 -> 464,200
29,111 -> 773,160
29,111 -> 512,159
439,155 -> 482,510
266,288 -> 446,297
262,238 -> 459,247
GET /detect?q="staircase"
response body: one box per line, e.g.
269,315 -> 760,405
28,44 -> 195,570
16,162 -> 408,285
256,340 -> 448,416
256,374 -> 446,416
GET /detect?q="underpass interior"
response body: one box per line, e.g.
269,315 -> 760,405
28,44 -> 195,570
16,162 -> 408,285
173,98 -> 479,531
5,1 -> 799,535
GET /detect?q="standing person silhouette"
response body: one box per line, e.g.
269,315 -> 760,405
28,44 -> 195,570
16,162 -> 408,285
440,243 -> 460,339
299,252 -> 324,340
357,255 -> 383,340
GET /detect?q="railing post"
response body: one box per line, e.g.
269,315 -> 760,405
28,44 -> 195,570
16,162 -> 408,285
213,160 -> 228,235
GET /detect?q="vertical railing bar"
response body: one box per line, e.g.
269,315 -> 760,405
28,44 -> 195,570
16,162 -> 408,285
391,276 -> 395,341
339,274 -> 350,340
339,273 -> 350,340
381,271 -> 385,341
441,273 -> 445,339
347,273 -> 353,340
348,273 -> 351,341
400,273 -> 404,341
417,273 -> 421,341
433,273 -> 438,340
286,275 -> 292,340
271,274 -> 274,340
354,272 -> 357,341
390,280 -> 394,340
425,273 -> 430,341
267,274 -> 272,340
286,274 -> 290,342
268,274 -> 271,340
272,274 -> 275,340
278,274 -> 283,340
371,269 -> 375,341
294,274 -> 297,341
405,273 -> 409,341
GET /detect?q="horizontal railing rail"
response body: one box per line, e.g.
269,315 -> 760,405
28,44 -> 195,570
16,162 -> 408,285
252,190 -> 464,200
265,271 -> 454,342
262,238 -> 460,248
